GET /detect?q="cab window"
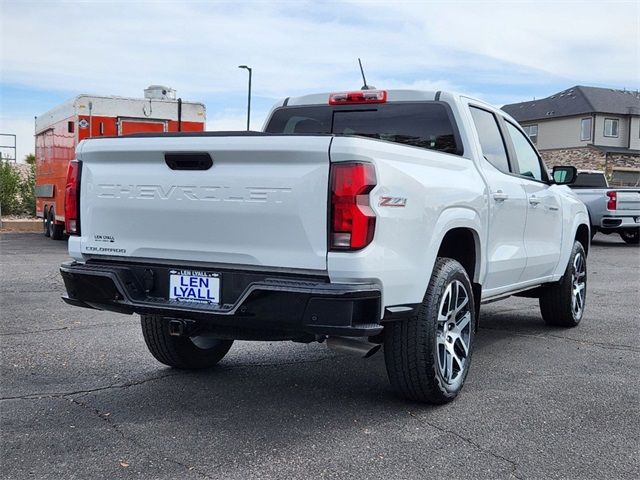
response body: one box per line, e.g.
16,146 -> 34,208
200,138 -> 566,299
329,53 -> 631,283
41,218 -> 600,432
266,102 -> 462,155
505,122 -> 545,182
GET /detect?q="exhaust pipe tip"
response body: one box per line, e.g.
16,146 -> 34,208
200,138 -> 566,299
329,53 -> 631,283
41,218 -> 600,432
326,336 -> 382,358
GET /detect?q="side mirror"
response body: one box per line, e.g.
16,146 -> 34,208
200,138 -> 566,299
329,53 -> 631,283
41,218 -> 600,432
552,166 -> 577,185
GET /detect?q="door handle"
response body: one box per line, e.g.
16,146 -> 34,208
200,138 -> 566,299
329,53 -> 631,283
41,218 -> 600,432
492,191 -> 509,202
529,195 -> 541,206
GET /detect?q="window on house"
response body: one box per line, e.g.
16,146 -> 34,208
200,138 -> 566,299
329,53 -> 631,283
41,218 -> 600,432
522,124 -> 538,144
67,121 -> 74,133
580,118 -> 592,141
604,118 -> 619,138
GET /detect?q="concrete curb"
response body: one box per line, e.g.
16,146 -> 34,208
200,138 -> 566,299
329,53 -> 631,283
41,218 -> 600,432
0,219 -> 43,233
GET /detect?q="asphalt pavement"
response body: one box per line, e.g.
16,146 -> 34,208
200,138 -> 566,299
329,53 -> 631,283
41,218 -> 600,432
1,232 -> 638,479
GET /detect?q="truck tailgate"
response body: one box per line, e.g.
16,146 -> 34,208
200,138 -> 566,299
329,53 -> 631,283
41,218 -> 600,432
76,135 -> 332,270
616,190 -> 640,211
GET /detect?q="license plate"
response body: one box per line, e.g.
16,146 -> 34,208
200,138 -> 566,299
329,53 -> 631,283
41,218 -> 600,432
169,269 -> 220,305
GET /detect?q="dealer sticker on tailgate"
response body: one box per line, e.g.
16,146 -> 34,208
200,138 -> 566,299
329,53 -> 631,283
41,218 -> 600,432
169,270 -> 220,304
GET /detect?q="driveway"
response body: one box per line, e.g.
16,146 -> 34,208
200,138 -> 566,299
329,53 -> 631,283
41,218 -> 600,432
1,232 -> 638,479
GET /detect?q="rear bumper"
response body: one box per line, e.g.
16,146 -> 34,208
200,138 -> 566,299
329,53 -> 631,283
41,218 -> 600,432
600,214 -> 640,230
60,261 -> 383,339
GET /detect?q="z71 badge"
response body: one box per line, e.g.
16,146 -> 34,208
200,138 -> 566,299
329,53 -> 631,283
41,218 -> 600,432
379,196 -> 407,207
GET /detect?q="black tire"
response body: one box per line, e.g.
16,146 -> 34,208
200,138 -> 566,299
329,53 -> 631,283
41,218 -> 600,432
48,209 -> 64,240
619,229 -> 639,245
141,315 -> 233,369
43,209 -> 51,237
539,241 -> 587,327
384,258 -> 475,404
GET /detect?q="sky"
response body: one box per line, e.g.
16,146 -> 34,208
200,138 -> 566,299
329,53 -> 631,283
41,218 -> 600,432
1,0 -> 638,162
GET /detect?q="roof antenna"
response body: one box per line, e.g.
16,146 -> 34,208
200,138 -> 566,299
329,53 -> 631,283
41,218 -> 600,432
358,58 -> 375,90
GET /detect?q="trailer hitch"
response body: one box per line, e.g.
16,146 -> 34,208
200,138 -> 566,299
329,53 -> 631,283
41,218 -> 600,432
167,318 -> 197,337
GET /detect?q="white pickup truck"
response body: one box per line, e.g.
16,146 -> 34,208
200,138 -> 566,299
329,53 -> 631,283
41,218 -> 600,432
60,89 -> 590,403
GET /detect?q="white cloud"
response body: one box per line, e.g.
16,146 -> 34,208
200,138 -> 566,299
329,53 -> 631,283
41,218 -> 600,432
3,0 -> 636,97
0,0 -> 638,161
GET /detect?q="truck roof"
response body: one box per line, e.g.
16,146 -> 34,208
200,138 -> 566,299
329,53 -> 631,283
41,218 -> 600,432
35,94 -> 206,134
277,89 -> 491,109
264,89 -> 512,128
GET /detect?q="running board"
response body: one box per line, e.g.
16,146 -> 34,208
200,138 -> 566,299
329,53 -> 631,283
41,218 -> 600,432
481,284 -> 543,304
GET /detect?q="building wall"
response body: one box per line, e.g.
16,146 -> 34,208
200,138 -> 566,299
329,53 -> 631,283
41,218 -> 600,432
523,115 -> 591,150
593,114 -> 629,148
540,146 -> 639,186
540,146 -> 606,170
524,114 -> 639,151
629,117 -> 640,151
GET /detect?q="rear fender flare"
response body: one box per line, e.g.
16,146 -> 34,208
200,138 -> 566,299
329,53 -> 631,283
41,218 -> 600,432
425,207 -> 484,285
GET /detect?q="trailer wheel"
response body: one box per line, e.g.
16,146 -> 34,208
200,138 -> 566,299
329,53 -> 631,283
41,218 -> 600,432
43,207 -> 51,237
48,209 -> 64,240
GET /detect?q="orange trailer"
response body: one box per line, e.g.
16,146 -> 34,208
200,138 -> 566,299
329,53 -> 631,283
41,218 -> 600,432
35,85 -> 206,239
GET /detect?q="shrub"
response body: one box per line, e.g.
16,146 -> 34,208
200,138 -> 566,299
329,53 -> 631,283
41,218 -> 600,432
0,160 -> 22,215
0,154 -> 36,216
20,154 -> 36,216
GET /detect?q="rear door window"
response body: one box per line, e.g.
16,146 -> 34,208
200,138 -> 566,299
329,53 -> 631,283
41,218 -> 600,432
469,106 -> 510,173
505,122 -> 546,182
265,102 -> 462,155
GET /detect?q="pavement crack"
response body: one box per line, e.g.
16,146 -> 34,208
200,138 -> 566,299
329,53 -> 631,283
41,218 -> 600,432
0,356 -> 337,402
65,395 -> 213,479
0,321 -> 124,336
408,411 -> 523,479
0,326 -> 69,336
0,371 -> 180,401
480,326 -> 639,353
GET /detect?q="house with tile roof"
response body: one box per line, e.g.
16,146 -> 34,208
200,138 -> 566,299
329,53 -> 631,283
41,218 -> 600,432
502,86 -> 640,186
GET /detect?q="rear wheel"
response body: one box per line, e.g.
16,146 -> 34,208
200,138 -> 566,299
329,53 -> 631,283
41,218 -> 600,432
619,229 -> 639,245
43,208 -> 51,237
384,258 -> 475,404
539,241 -> 586,327
140,315 -> 233,369
48,209 -> 64,240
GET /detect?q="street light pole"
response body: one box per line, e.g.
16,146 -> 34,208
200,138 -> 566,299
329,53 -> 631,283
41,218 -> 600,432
238,65 -> 252,131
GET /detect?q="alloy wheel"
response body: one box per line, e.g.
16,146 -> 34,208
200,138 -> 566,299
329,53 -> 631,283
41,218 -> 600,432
436,280 -> 472,386
571,252 -> 586,319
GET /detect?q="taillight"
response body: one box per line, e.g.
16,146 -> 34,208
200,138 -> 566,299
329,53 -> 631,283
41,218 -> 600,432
64,160 -> 82,235
606,191 -> 617,211
328,90 -> 387,105
330,162 -> 377,250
